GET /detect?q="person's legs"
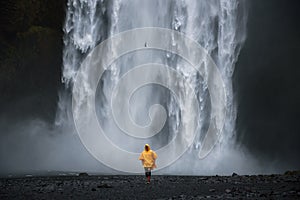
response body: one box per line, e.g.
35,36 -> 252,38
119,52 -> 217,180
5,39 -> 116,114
147,171 -> 151,183
144,167 -> 151,183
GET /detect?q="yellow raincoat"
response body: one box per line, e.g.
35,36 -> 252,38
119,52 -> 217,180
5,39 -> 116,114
139,144 -> 157,169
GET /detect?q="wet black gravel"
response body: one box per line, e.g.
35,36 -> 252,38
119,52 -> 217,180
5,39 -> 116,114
0,173 -> 299,199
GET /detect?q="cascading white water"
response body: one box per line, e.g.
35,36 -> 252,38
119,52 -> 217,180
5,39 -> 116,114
58,0 -> 249,174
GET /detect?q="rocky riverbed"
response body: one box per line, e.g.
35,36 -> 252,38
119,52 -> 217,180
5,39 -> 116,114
0,172 -> 299,199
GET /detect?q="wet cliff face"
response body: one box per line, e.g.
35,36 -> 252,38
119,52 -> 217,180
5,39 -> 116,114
234,0 -> 300,168
0,0 -> 65,121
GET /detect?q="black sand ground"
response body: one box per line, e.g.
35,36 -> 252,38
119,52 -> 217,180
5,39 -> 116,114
0,173 -> 299,199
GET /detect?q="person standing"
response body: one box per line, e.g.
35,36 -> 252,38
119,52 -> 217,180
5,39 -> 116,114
139,144 -> 157,183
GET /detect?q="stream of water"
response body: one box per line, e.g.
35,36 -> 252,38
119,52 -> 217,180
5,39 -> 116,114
57,0 -> 249,174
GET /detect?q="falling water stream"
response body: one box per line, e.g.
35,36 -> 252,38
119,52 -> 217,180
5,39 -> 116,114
57,0 -> 250,174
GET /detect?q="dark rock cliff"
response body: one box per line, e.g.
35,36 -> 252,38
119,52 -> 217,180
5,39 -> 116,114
0,0 -> 65,121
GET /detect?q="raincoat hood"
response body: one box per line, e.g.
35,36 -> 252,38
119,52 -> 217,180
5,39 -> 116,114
145,144 -> 151,151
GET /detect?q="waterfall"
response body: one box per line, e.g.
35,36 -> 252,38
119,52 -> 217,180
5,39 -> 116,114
58,0 -> 248,174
